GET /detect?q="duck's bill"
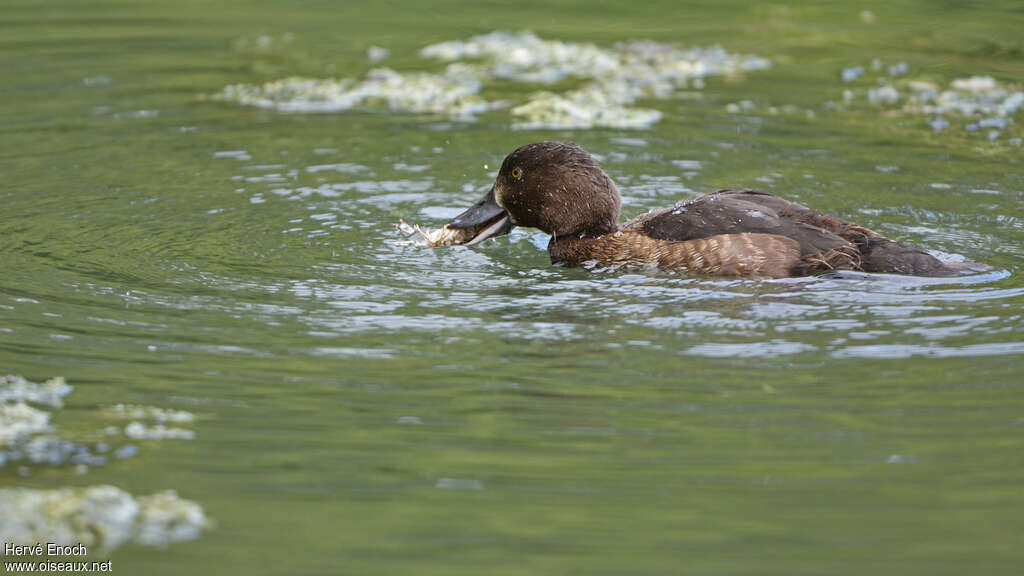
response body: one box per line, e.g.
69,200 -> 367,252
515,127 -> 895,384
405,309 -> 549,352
446,186 -> 512,246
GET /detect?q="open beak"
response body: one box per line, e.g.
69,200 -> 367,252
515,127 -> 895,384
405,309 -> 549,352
446,185 -> 512,246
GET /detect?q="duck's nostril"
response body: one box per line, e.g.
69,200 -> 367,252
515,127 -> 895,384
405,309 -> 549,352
444,184 -> 514,246
448,185 -> 505,230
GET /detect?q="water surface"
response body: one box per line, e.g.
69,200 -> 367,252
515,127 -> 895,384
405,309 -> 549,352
2,1 -> 1023,574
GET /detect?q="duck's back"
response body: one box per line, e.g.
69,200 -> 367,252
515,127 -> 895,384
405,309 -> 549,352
621,190 -> 965,277
625,190 -> 856,256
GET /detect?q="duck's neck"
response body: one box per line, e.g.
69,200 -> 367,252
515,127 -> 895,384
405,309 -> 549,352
547,225 -> 621,266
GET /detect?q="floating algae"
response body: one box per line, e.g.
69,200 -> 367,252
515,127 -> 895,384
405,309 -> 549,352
219,65 -> 494,117
0,374 -> 72,408
1,376 -> 209,551
1,396 -> 107,468
15,435 -> 107,467
1,374 -> 197,470
394,219 -> 475,247
511,88 -> 663,130
0,485 -> 208,552
867,84 -> 901,105
835,64 -> 1023,139
428,33 -> 770,128
904,76 -> 1024,118
0,402 -> 51,449
219,30 -> 771,129
425,33 -> 770,128
124,421 -> 196,441
106,404 -> 196,424
421,33 -> 770,86
420,30 -> 623,83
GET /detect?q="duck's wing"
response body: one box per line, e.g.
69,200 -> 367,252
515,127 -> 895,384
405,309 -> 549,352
717,190 -> 978,275
713,189 -> 880,243
623,190 -> 851,257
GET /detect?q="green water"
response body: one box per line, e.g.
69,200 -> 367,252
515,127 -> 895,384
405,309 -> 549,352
2,1 -> 1024,574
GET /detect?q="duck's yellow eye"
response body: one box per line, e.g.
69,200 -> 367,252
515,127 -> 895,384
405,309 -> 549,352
511,167 -> 522,180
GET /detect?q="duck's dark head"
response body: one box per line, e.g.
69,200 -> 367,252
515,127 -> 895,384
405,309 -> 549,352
447,141 -> 621,244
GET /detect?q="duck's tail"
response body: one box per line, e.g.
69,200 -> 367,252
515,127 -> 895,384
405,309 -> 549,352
856,237 -> 990,276
793,237 -> 989,277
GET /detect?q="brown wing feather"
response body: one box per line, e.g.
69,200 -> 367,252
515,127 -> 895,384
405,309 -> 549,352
550,231 -> 803,278
624,192 -> 851,257
713,189 -> 880,243
715,190 -> 966,276
576,190 -> 966,277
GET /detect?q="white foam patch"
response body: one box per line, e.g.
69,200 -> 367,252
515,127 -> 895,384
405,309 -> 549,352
907,76 -> 1024,117
2,375 -> 198,470
1,374 -> 72,408
0,403 -> 51,447
427,33 -> 770,129
219,65 -> 495,117
106,404 -> 195,424
0,485 -> 207,552
124,422 -> 196,440
1,376 -> 208,551
219,30 -> 771,129
844,70 -> 1023,137
511,88 -> 663,129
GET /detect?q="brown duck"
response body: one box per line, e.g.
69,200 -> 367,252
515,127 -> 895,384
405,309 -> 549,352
446,141 -> 979,278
